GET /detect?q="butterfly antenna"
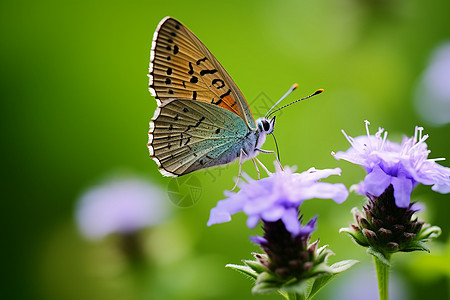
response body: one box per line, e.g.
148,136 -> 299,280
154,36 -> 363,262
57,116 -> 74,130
271,133 -> 281,163
267,89 -> 324,118
265,83 -> 299,118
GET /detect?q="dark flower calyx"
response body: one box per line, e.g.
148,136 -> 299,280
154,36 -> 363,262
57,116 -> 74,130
347,185 -> 430,254
258,219 -> 318,280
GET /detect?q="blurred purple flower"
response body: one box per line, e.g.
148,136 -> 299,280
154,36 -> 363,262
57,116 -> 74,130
207,165 -> 348,236
76,176 -> 170,240
333,120 -> 450,208
414,42 -> 450,126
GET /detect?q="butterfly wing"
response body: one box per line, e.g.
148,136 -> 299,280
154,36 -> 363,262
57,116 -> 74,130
148,16 -> 256,130
148,99 -> 249,177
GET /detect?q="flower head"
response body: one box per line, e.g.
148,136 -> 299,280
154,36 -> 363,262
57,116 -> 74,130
230,212 -> 358,295
207,165 -> 348,236
333,120 -> 450,207
216,164 -> 357,296
76,176 -> 170,240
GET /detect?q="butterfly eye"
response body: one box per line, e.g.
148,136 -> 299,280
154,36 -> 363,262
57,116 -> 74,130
262,120 -> 270,132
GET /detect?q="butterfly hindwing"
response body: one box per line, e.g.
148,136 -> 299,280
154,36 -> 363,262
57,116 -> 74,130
149,17 -> 256,130
149,99 -> 249,177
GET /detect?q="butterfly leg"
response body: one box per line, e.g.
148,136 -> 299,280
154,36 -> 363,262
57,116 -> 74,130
254,156 -> 271,176
255,148 -> 284,171
251,158 -> 261,180
231,149 -> 248,191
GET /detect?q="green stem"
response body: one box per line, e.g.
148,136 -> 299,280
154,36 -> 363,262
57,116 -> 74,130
286,292 -> 303,300
373,255 -> 391,300
280,291 -> 306,300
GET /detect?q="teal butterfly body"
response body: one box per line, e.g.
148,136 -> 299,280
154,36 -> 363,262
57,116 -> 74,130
148,17 -> 273,177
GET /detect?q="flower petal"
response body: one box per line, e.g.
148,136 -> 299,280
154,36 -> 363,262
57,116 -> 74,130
249,235 -> 267,245
410,202 -> 425,212
350,181 -> 366,195
246,215 -> 260,229
207,207 -> 232,226
363,165 -> 391,197
298,182 -> 349,204
207,196 -> 244,226
299,215 -> 318,235
281,208 -> 302,236
391,176 -> 413,208
299,167 -> 342,182
431,183 -> 450,194
261,205 -> 285,222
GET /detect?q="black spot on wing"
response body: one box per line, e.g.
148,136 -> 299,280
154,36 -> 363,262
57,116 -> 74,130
200,69 -> 218,76
211,98 -> 222,105
195,116 -> 205,127
165,78 -> 171,84
192,91 -> 197,100
173,45 -> 179,54
220,89 -> 231,99
196,57 -> 208,65
190,76 -> 198,83
184,116 -> 205,132
166,67 -> 172,75
212,79 -> 225,89
188,62 -> 194,75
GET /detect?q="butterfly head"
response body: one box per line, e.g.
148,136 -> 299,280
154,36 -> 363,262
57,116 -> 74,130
257,116 -> 276,135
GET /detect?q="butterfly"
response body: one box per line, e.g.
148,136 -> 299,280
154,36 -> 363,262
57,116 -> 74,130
148,17 -> 322,177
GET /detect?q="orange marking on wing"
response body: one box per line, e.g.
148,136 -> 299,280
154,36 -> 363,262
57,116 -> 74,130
218,95 -> 244,119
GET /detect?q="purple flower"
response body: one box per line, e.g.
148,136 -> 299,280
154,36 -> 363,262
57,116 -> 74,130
76,176 -> 170,240
333,120 -> 450,208
414,42 -> 450,126
207,165 -> 348,236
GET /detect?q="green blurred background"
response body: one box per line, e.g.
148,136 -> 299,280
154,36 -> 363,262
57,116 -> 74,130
2,0 -> 449,299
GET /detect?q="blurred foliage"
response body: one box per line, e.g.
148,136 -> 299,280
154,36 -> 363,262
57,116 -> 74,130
1,0 -> 449,299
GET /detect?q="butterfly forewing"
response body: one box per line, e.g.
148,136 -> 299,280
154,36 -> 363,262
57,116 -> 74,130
149,17 -> 256,130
